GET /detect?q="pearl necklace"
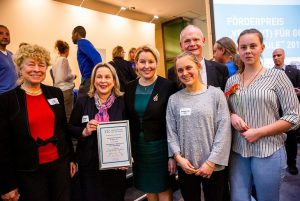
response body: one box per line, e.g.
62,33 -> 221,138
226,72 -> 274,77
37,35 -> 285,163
21,85 -> 42,96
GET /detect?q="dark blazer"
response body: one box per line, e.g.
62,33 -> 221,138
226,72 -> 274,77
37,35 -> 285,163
68,95 -> 125,168
125,76 -> 177,142
284,65 -> 300,102
0,85 -> 72,195
109,57 -> 137,92
167,59 -> 229,91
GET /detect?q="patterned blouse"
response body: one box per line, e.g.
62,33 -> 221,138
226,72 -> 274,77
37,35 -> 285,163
225,68 -> 300,157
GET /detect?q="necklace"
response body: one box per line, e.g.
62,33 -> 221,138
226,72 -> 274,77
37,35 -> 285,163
140,83 -> 153,92
139,76 -> 157,92
241,66 -> 264,89
21,85 -> 42,96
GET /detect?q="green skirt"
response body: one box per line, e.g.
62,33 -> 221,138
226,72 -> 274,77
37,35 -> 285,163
132,134 -> 170,193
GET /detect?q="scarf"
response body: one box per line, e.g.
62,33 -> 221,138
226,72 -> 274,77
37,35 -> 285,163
94,93 -> 116,122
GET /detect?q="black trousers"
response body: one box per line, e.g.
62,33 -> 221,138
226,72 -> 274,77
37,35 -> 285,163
285,129 -> 299,166
178,167 -> 226,201
78,78 -> 91,98
79,168 -> 127,201
285,129 -> 298,166
17,157 -> 71,201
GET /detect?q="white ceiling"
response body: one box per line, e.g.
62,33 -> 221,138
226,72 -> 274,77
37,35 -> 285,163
96,0 -> 206,21
54,0 -> 206,23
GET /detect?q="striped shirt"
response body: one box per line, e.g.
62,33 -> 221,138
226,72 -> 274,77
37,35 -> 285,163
226,68 -> 300,157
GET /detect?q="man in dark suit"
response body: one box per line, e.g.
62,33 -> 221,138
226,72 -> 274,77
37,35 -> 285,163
167,25 -> 229,91
273,48 -> 300,175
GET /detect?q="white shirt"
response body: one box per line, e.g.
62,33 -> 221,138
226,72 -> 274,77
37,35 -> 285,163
200,58 -> 207,85
52,56 -> 75,91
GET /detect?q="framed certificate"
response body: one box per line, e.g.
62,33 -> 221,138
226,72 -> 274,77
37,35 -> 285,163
96,120 -> 132,170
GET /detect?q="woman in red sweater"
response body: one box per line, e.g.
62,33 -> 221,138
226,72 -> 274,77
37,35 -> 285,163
0,44 -> 75,201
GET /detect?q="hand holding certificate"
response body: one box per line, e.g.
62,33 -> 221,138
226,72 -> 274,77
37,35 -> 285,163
97,120 -> 132,170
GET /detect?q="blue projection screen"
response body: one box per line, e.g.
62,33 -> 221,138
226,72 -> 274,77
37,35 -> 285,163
212,0 -> 300,67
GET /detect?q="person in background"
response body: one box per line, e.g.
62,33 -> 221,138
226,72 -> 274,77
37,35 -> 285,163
18,42 -> 29,48
273,48 -> 300,175
168,25 -> 228,91
167,51 -> 231,201
109,46 -> 137,91
290,60 -> 300,70
0,44 -> 75,201
226,29 -> 300,201
72,26 -> 102,98
213,37 -> 239,76
125,45 -> 177,201
128,47 -> 136,69
0,25 -> 17,94
52,40 -> 76,121
69,63 -> 128,201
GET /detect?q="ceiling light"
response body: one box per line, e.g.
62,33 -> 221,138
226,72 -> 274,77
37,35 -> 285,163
149,15 -> 159,23
116,6 -> 127,15
79,0 -> 85,7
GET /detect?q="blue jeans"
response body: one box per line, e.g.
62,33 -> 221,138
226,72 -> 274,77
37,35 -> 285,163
229,147 -> 286,201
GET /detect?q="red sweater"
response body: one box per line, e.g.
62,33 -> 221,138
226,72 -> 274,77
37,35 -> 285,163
26,94 -> 59,164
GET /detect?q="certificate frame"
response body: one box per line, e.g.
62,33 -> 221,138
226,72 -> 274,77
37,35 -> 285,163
96,120 -> 132,170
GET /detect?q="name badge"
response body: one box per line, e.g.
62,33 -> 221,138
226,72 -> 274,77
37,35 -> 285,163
82,115 -> 89,123
180,108 -> 191,116
47,98 -> 59,105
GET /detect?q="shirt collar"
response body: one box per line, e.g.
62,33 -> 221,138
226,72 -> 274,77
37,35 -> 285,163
274,64 -> 286,71
0,50 -> 8,55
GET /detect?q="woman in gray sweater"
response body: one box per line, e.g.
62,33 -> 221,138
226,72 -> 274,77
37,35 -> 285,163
166,51 -> 231,201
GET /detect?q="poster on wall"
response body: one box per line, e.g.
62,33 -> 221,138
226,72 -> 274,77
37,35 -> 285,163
211,0 -> 300,67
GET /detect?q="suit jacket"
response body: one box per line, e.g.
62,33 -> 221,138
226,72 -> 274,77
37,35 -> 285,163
284,65 -> 300,102
125,76 -> 177,142
0,85 -> 72,195
167,59 -> 229,91
68,95 -> 125,168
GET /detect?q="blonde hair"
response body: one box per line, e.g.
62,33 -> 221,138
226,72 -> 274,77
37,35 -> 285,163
216,37 -> 237,57
176,51 -> 201,70
135,45 -> 160,63
128,47 -> 136,61
14,44 -> 51,84
112,46 -> 125,59
87,63 -> 124,98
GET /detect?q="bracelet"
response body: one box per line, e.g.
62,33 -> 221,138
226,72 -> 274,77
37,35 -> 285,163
205,161 -> 214,169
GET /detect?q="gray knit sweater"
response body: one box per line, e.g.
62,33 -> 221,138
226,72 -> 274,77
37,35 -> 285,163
166,86 -> 232,169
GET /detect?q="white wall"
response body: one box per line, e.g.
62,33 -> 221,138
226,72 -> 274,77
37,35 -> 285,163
0,0 -> 155,87
192,18 -> 211,60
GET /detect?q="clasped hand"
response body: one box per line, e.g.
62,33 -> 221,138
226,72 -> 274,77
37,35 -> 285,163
177,157 -> 214,178
230,113 -> 262,143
